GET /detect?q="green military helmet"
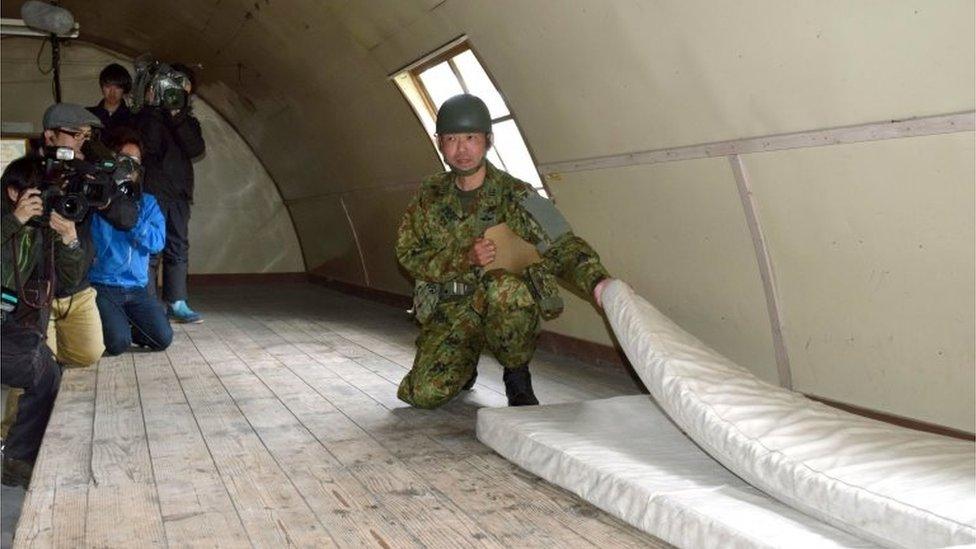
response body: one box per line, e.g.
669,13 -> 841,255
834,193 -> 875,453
436,94 -> 492,134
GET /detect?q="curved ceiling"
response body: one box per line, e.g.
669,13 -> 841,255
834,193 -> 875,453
1,1 -> 972,431
3,0 -> 444,199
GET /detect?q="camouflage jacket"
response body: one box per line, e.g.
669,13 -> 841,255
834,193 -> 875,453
395,162 -> 609,318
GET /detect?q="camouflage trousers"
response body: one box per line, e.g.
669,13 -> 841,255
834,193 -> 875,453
398,271 -> 540,409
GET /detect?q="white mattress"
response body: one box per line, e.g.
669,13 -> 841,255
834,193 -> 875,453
477,395 -> 877,548
601,280 -> 976,548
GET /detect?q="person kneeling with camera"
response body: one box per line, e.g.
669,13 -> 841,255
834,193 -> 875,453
90,129 -> 172,355
38,103 -> 114,368
1,156 -> 87,487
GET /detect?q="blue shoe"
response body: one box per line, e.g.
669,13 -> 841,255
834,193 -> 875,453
168,300 -> 203,324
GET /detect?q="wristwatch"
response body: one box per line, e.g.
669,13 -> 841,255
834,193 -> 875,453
63,237 -> 81,250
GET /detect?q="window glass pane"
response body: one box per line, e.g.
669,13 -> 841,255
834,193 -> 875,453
492,119 -> 542,188
452,51 -> 509,119
487,148 -> 505,171
418,62 -> 464,111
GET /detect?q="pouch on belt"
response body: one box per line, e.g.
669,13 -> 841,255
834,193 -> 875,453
524,262 -> 563,320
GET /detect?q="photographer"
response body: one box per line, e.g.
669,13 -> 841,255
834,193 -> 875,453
133,60 -> 205,323
40,104 -> 140,368
38,104 -> 107,367
89,128 -> 172,355
0,156 -> 86,487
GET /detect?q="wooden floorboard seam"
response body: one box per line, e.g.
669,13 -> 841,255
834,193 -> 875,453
182,322 -> 429,547
153,333 -> 256,548
195,318 -> 518,546
208,311 -> 641,547
16,284 -> 666,548
132,352 -> 173,549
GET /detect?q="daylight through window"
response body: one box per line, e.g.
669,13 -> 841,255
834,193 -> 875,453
393,41 -> 547,196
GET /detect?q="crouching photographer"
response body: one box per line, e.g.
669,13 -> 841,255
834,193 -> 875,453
90,128 -> 172,355
38,103 -> 141,368
0,155 -> 87,487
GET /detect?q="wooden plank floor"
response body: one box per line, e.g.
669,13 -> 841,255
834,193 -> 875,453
13,283 -> 670,548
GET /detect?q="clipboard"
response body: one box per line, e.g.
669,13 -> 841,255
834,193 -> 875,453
483,223 -> 541,274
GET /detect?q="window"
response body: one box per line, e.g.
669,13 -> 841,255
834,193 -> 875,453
393,39 -> 548,196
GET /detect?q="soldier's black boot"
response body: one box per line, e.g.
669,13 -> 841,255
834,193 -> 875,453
503,365 -> 539,406
462,369 -> 477,390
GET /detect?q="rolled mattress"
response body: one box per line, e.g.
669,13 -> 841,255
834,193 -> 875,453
601,280 -> 975,548
477,395 -> 877,548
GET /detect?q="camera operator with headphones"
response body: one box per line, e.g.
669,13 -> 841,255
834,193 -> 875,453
132,58 -> 206,323
0,155 -> 86,487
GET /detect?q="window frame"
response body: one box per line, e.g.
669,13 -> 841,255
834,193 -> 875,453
391,37 -> 552,197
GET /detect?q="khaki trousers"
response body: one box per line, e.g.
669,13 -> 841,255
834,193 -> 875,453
46,286 -> 105,368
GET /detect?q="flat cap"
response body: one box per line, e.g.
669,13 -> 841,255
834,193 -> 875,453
42,103 -> 102,129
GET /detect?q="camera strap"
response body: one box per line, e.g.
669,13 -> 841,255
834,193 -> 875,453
9,229 -> 54,311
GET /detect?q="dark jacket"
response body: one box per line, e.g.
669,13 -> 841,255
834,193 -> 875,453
29,153 -> 141,299
1,206 -> 87,327
87,100 -> 132,136
54,192 -> 139,298
134,105 -> 205,202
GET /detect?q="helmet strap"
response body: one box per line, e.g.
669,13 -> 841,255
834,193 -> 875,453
449,156 -> 485,177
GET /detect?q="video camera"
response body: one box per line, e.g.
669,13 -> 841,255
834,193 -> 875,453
132,54 -> 189,112
29,147 -> 141,227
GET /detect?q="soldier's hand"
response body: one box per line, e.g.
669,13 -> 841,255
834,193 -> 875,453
593,277 -> 613,309
467,237 -> 497,267
13,188 -> 43,225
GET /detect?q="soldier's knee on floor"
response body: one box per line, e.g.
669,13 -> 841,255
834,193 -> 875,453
397,367 -> 468,409
397,382 -> 456,409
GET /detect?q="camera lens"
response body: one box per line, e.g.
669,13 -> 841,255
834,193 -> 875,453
58,194 -> 89,221
61,196 -> 81,216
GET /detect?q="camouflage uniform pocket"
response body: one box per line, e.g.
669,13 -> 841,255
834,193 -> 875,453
523,263 -> 564,320
413,280 -> 441,324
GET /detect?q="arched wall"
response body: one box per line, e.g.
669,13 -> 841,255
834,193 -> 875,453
2,1 -> 971,431
0,37 -> 304,275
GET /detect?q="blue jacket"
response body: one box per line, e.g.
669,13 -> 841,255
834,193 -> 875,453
89,193 -> 166,288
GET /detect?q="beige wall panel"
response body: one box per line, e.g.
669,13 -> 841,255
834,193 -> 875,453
745,134 -> 975,431
189,101 -> 304,273
340,187 -> 416,295
185,2 -> 439,200
289,198 -> 364,285
1,40 -> 115,133
0,38 -> 303,275
373,1 -> 974,161
2,2 -> 967,432
545,159 -> 779,385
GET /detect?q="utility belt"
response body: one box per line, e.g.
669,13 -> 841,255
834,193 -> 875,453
412,266 -> 563,324
439,280 -> 475,299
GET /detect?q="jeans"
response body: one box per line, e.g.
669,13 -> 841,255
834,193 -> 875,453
1,321 -> 61,462
93,284 -> 173,356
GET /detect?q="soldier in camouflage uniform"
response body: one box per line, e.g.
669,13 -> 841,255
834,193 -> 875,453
396,94 -> 613,409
